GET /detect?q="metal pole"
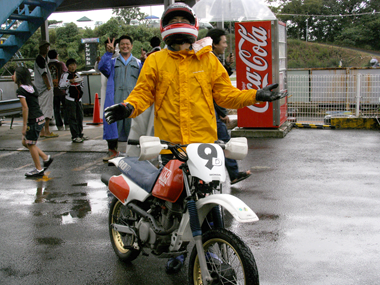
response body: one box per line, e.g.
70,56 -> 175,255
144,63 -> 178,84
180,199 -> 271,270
229,0 -> 232,54
355,74 -> 361,117
306,19 -> 308,42
40,20 -> 49,42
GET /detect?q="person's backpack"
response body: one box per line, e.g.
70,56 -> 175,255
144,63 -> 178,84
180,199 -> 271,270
48,61 -> 62,88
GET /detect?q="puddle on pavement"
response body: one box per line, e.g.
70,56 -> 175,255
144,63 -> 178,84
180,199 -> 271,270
61,199 -> 92,224
14,178 -> 110,224
35,237 -> 64,246
257,213 -> 280,220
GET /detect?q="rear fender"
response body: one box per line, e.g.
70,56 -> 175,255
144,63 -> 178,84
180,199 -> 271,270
177,194 -> 259,241
108,174 -> 150,205
108,157 -> 123,166
108,157 -> 151,205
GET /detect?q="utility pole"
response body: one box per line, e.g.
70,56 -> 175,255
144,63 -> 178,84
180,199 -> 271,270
305,19 -> 308,42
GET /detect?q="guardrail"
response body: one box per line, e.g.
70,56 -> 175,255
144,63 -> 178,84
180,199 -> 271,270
0,98 -> 22,128
287,69 -> 380,125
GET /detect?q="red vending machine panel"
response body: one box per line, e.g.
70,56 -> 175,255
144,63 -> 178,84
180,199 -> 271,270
235,21 -> 287,128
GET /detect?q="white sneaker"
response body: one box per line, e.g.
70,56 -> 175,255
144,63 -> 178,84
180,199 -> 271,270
25,168 -> 44,177
72,137 -> 84,143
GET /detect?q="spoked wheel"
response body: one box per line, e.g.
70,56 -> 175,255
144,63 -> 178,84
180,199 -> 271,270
109,197 -> 140,262
189,228 -> 259,285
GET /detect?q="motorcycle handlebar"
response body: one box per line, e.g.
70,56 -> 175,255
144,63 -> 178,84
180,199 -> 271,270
127,138 -> 226,150
127,139 -> 140,145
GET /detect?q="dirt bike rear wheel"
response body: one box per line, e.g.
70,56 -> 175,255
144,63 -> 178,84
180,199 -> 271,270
109,197 -> 141,262
188,228 -> 259,285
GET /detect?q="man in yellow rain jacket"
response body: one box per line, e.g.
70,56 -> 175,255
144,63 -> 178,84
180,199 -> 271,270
105,3 -> 283,153
105,2 -> 285,274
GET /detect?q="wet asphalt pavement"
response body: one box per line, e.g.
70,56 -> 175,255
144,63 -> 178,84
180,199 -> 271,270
0,117 -> 379,285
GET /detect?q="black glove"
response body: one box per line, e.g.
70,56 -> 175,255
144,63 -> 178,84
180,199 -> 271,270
256,83 -> 285,102
104,103 -> 134,124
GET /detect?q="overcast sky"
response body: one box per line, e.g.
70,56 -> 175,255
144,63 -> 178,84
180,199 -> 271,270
48,5 -> 165,28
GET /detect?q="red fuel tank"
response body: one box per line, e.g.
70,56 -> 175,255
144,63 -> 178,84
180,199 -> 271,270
152,160 -> 184,203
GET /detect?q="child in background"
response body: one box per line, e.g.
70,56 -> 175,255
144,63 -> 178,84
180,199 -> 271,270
12,67 -> 53,177
59,58 -> 88,143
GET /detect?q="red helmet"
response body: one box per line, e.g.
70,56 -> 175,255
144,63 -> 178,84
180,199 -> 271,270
160,3 -> 199,46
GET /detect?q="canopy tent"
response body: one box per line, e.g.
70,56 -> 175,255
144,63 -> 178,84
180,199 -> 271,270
145,15 -> 159,19
192,0 -> 276,22
77,16 -> 92,22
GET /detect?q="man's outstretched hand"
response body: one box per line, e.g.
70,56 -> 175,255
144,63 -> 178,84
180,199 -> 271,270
104,103 -> 134,124
256,84 -> 287,102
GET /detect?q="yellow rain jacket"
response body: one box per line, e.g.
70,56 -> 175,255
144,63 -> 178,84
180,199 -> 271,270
124,38 -> 258,150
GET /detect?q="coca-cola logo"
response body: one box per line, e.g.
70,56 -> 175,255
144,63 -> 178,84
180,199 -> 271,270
237,23 -> 270,113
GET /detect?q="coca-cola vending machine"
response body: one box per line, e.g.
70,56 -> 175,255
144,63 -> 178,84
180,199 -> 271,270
235,20 -> 287,128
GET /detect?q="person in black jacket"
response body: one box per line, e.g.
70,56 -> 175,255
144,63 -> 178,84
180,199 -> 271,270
59,58 -> 87,143
48,49 -> 68,131
206,28 -> 251,185
12,67 -> 54,177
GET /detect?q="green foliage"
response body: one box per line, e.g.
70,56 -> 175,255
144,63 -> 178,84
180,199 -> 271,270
335,15 -> 380,50
48,20 -> 62,26
276,0 -> 379,46
53,23 -> 83,66
20,30 -> 40,60
95,18 -> 123,40
198,29 -> 209,40
112,7 -> 147,25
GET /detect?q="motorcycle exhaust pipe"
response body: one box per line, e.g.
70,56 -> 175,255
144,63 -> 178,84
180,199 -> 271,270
127,203 -> 178,235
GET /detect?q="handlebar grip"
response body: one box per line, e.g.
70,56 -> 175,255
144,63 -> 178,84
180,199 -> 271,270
127,139 -> 140,145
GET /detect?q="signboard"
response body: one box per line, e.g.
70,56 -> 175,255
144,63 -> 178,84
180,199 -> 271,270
81,38 -> 99,68
81,38 -> 100,44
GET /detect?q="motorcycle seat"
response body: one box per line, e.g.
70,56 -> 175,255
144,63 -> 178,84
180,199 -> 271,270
117,157 -> 162,193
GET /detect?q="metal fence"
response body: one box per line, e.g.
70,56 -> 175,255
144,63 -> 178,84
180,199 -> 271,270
287,71 -> 380,125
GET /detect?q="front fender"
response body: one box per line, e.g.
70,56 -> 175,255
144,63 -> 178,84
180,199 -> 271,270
176,194 -> 259,242
197,194 -> 259,223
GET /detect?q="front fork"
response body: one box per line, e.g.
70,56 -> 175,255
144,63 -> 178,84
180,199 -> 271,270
183,170 -> 213,285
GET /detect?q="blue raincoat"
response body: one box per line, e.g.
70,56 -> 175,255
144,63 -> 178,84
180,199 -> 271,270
98,52 -> 142,141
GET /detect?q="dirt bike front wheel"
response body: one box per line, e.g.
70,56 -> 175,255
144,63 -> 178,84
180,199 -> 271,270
109,197 -> 141,262
188,228 -> 259,285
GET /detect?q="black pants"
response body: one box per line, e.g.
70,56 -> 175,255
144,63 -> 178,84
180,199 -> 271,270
216,115 -> 239,181
65,99 -> 83,139
53,91 -> 68,127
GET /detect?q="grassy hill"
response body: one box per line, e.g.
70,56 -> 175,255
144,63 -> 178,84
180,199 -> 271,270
287,39 -> 379,69
209,29 -> 380,69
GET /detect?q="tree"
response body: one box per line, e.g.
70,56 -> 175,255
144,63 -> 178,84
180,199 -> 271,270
95,18 -> 123,41
54,23 -> 83,66
48,20 -> 63,26
275,0 -> 380,50
112,7 -> 147,25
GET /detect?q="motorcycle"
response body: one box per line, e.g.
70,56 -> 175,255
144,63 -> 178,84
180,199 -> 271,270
101,136 -> 260,285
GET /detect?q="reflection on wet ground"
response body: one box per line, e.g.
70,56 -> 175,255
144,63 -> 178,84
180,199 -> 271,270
35,187 -> 49,203
61,198 -> 92,224
27,179 -> 109,225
